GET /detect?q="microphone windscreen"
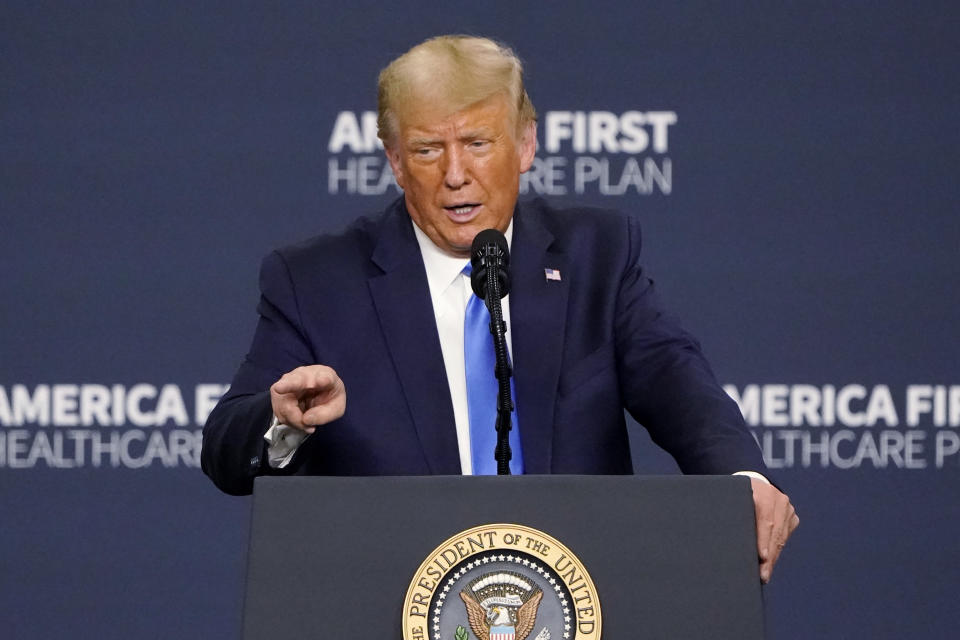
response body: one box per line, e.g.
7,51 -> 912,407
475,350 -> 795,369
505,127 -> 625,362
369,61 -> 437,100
471,228 -> 509,259
470,229 -> 510,299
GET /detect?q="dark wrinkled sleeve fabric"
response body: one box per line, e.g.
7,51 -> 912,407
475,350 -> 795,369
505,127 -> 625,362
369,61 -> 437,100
614,216 -> 768,476
201,250 -> 317,496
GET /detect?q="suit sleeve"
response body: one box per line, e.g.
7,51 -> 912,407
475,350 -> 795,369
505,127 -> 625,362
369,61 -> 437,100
614,215 -> 768,476
201,250 -> 318,495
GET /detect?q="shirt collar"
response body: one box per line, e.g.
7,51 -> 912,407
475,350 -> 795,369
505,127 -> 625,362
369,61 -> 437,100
412,219 -> 514,302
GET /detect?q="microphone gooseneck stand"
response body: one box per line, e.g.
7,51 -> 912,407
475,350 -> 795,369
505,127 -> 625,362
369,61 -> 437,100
482,260 -> 514,475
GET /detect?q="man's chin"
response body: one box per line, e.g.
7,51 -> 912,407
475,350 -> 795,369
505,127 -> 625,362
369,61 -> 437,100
428,217 -> 506,257
446,240 -> 474,258
435,224 -> 485,256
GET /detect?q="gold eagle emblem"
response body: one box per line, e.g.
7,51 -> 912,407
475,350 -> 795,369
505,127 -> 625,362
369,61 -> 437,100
459,571 -> 544,640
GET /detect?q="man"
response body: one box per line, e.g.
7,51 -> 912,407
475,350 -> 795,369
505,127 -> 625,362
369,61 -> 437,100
202,35 -> 797,582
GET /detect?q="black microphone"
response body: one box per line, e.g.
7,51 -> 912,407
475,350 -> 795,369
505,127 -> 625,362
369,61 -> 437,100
470,229 -> 510,300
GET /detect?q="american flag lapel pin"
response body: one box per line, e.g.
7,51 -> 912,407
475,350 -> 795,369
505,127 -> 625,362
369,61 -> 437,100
544,267 -> 561,281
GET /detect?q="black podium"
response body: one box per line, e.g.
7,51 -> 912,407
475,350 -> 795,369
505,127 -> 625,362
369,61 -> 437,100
242,475 -> 764,639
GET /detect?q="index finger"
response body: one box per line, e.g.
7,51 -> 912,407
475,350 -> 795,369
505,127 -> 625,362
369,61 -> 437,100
272,366 -> 337,395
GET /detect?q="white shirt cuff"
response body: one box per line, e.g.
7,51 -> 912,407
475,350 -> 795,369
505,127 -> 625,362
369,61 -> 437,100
733,470 -> 770,485
263,416 -> 310,468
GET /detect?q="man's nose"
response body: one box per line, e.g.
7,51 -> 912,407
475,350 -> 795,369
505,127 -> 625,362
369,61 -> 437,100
442,147 -> 470,188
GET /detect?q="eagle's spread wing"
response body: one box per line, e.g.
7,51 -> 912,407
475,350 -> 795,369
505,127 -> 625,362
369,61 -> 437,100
515,590 -> 544,640
459,590 -> 489,640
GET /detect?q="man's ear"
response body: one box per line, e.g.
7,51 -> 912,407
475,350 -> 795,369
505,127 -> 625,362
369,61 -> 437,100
385,145 -> 405,189
518,121 -> 537,174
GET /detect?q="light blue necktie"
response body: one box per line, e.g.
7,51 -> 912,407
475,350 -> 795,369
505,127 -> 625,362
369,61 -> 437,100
463,264 -> 524,475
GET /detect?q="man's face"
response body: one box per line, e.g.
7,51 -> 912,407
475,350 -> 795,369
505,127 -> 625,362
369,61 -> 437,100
385,94 -> 537,257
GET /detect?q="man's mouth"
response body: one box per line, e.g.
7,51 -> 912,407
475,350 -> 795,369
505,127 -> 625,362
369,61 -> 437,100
444,203 -> 481,218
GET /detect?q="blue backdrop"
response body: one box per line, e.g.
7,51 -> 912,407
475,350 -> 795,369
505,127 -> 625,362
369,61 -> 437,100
2,2 -> 958,638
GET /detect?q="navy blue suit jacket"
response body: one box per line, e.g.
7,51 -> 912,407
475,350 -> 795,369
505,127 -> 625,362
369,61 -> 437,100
202,198 -> 765,495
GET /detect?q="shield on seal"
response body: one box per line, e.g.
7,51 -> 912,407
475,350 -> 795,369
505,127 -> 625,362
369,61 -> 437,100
490,626 -> 516,640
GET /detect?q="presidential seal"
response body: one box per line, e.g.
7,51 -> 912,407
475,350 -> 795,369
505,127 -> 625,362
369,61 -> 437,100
403,524 -> 601,640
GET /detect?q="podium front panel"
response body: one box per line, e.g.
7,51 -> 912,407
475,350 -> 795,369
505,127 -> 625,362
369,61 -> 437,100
243,475 -> 763,639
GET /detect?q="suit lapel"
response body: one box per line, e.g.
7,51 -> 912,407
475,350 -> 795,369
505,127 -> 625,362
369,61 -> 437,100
367,203 -> 461,474
511,204 -> 568,474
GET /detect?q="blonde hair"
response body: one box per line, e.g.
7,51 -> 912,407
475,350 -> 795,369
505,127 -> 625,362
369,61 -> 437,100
377,35 -> 537,146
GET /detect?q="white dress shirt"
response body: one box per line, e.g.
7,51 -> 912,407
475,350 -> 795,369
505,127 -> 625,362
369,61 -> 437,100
413,220 -> 514,475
